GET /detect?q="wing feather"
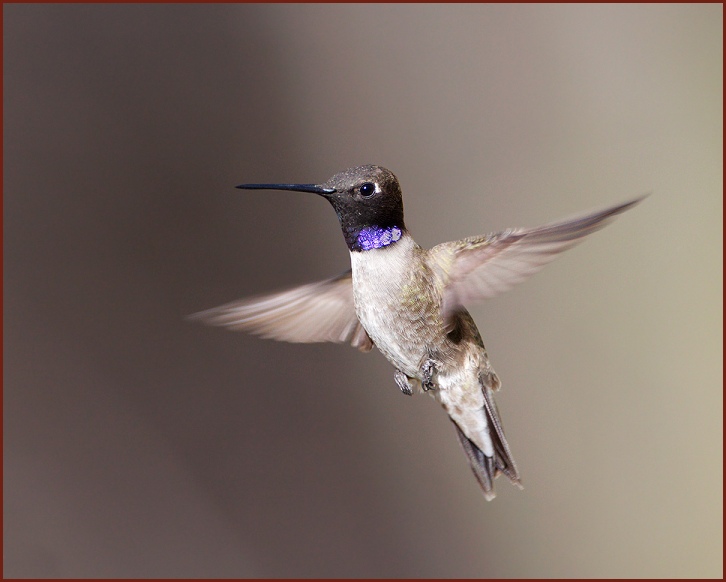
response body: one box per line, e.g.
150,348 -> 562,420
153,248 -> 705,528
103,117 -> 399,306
190,270 -> 373,352
436,196 -> 646,317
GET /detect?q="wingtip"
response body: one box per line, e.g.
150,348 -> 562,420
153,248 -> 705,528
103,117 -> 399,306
186,310 -> 204,323
186,307 -> 224,326
624,191 -> 651,208
603,192 -> 650,216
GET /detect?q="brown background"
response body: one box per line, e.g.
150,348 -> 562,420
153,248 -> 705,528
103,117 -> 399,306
4,4 -> 722,578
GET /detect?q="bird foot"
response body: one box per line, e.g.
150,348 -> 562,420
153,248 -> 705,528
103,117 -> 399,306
420,358 -> 437,391
394,370 -> 414,396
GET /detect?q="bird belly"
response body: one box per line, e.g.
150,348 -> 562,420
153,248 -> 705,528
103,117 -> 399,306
354,298 -> 426,377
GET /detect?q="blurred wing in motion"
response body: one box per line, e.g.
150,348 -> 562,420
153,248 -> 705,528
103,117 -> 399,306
190,270 -> 372,352
437,196 -> 646,320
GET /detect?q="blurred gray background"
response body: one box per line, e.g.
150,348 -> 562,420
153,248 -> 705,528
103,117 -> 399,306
4,4 -> 722,578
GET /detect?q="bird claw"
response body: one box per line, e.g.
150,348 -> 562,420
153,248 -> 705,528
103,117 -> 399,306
394,370 -> 414,396
421,358 -> 437,391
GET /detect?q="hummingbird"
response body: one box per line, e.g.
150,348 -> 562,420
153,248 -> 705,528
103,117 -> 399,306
193,165 -> 643,500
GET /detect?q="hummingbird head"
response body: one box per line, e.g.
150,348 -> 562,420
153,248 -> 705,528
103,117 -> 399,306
237,165 -> 407,252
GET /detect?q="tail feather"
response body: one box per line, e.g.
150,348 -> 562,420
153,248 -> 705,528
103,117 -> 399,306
481,383 -> 521,485
452,382 -> 521,500
453,422 -> 495,499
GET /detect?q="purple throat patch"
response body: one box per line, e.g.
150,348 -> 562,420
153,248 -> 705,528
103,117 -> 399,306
357,225 -> 403,250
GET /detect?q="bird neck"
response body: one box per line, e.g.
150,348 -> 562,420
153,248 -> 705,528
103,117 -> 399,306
346,224 -> 407,252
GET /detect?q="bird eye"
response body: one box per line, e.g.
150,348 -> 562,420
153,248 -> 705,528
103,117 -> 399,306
359,182 -> 376,198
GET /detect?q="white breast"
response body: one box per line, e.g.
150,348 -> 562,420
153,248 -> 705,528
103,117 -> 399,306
349,235 -> 424,375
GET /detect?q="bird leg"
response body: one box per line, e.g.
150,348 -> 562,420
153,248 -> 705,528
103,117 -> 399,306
394,370 -> 415,396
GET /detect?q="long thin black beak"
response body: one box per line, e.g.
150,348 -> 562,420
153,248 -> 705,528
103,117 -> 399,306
236,183 -> 336,196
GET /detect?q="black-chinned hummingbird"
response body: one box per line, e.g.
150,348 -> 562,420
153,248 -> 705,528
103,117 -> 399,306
193,165 -> 644,500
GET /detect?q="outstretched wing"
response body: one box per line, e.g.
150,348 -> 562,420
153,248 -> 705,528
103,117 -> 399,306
435,196 -> 646,319
190,270 -> 372,352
